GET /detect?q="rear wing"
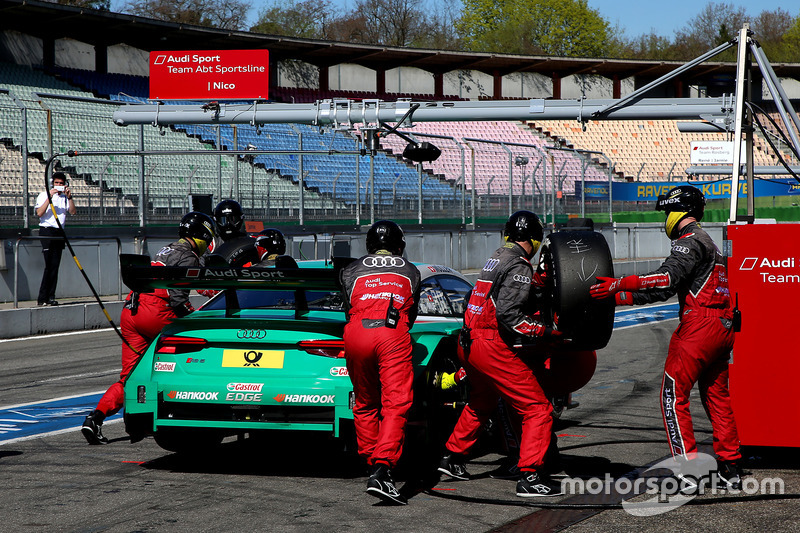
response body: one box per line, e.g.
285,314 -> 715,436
120,254 -> 353,293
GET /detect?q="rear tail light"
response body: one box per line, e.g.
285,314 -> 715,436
298,339 -> 345,358
155,335 -> 209,354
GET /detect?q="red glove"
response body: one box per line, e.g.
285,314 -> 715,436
197,289 -> 219,298
530,321 -> 563,339
590,275 -> 640,300
615,292 -> 634,306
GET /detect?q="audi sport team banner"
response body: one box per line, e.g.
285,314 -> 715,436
149,50 -> 269,100
575,179 -> 800,201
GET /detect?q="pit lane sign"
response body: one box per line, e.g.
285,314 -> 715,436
149,50 -> 269,100
689,141 -> 747,164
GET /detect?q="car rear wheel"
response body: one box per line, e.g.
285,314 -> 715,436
538,229 -> 615,350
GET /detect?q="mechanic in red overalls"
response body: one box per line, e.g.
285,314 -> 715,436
590,185 -> 743,489
339,220 -> 421,505
81,212 -> 215,444
437,210 -> 564,498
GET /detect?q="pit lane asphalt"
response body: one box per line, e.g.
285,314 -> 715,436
1,311 -> 798,533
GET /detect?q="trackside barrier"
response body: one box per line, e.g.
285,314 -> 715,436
14,236 -> 122,308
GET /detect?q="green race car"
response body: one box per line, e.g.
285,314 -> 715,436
121,257 -> 472,453
121,227 -> 614,454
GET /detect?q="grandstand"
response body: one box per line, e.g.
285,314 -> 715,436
373,121 -> 612,200
527,118 -> 785,181
1,0 -> 799,230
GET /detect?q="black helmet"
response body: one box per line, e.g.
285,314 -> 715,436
505,210 -> 544,255
366,220 -> 405,255
255,228 -> 286,260
179,211 -> 215,253
656,185 -> 705,238
213,199 -> 244,240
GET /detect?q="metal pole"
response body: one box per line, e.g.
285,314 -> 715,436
217,125 -> 222,202
417,162 -> 423,224
232,126 -> 239,199
549,151 -> 555,225
369,152 -> 375,225
355,148 -> 361,226
581,158 -> 586,218
458,142 -> 466,225
501,143 -> 513,218
531,160 -> 541,212
138,125 -> 145,228
466,142 -> 476,226
729,26 -> 750,222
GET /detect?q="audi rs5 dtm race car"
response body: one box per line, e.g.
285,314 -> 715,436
120,227 -> 614,455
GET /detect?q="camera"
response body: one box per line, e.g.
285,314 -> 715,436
55,185 -> 65,193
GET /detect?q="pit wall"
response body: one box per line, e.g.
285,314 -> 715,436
0,223 -> 725,338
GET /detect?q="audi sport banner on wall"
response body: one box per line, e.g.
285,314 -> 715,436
575,179 -> 800,201
149,50 -> 269,100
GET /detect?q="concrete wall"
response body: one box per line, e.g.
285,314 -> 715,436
0,223 -> 731,338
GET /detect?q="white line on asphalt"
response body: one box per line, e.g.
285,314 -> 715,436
0,390 -> 107,411
0,417 -> 123,446
35,370 -> 120,384
0,328 -> 114,344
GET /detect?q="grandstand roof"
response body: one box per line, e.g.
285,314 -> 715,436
4,0 -> 800,84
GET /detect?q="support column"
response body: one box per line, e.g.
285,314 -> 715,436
493,70 -> 502,99
551,72 -> 561,99
612,75 -> 620,99
43,37 -> 55,69
319,64 -> 330,92
268,54 -> 279,99
433,71 -> 443,99
95,44 -> 108,74
376,68 -> 386,97
673,78 -> 684,98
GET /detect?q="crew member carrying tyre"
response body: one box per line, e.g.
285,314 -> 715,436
253,228 -> 286,267
437,210 -> 564,498
81,212 -> 215,444
339,220 -> 421,505
589,185 -> 743,489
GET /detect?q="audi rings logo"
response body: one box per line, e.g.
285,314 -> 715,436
512,274 -> 531,284
237,329 -> 267,339
362,256 -> 406,268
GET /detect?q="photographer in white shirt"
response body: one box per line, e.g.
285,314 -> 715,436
34,172 -> 76,306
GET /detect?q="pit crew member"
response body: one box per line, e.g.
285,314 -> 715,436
339,220 -> 421,505
81,212 -> 215,444
590,185 -> 743,489
437,210 -> 564,498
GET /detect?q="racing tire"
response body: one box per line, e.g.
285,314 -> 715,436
538,229 -> 615,350
207,236 -> 258,267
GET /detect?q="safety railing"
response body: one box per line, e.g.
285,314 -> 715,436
13,235 -> 122,308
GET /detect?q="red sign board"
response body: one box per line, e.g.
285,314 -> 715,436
149,49 -> 269,100
727,223 -> 800,447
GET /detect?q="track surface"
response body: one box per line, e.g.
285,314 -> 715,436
1,304 -> 798,532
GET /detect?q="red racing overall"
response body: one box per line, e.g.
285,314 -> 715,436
444,242 -> 554,472
620,222 -> 739,462
95,239 -> 200,417
339,252 -> 421,469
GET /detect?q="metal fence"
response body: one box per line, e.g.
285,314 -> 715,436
0,91 -> 659,228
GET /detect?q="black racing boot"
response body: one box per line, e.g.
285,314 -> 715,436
366,463 -> 406,505
438,453 -> 471,481
81,410 -> 108,445
516,470 -> 564,497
